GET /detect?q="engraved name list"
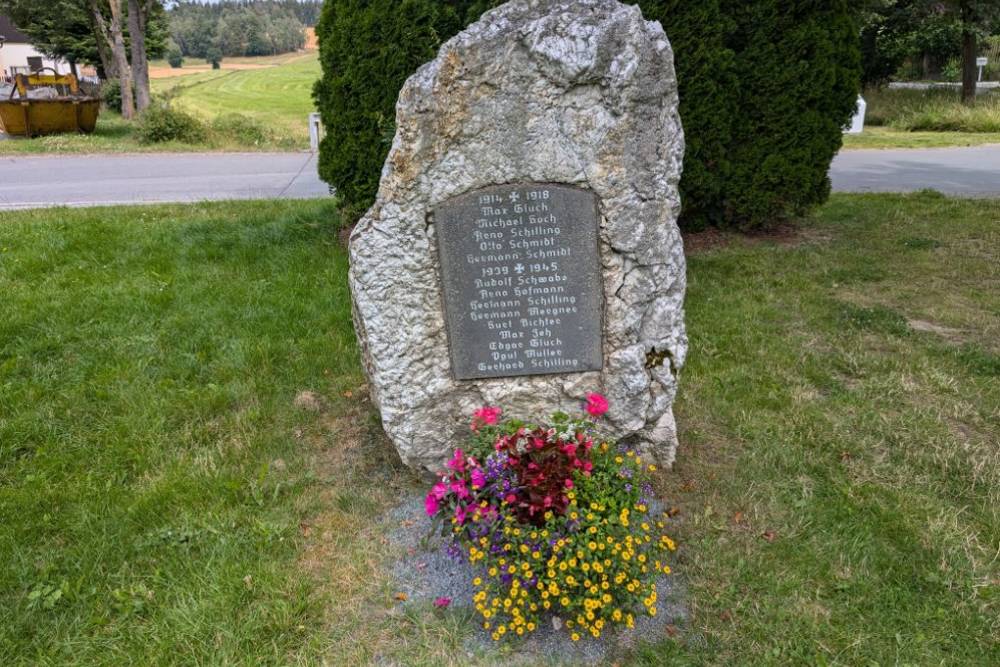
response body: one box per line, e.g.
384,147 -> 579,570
435,183 -> 603,380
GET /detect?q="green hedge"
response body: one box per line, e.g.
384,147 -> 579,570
314,1 -> 860,230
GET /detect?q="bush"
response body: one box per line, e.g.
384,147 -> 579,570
635,1 -> 735,229
206,47 -> 223,70
210,113 -> 272,145
313,0 -> 480,222
101,79 -> 125,111
716,0 -> 860,228
425,398 -> 676,642
315,1 -> 860,230
167,44 -> 183,69
135,104 -> 207,144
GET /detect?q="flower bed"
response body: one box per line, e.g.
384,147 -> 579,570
425,395 -> 676,642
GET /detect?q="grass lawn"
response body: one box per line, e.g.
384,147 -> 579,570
842,126 -> 1000,150
0,52 -> 319,155
1,194 -> 997,665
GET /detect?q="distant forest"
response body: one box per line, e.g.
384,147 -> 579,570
169,1 -> 323,59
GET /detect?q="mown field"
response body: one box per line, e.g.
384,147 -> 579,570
0,194 -> 997,665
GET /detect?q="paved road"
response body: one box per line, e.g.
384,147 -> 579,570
0,152 -> 328,211
2,146 -> 1000,211
830,145 -> 1000,196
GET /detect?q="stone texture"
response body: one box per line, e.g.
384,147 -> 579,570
349,0 -> 687,475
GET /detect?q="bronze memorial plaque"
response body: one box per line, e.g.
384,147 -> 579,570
435,183 -> 603,380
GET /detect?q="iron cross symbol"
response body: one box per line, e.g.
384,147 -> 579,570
508,191 -> 521,203
514,263 -> 525,274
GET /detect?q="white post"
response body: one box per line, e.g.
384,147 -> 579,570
309,112 -> 322,152
845,95 -> 866,135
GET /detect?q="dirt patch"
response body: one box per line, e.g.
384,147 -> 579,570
294,389 -> 325,412
683,222 -> 818,256
908,319 -> 967,343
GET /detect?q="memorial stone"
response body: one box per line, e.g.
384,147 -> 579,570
349,0 -> 688,475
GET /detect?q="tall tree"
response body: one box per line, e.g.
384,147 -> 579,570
127,0 -> 153,111
90,0 -> 134,118
932,0 -> 1000,104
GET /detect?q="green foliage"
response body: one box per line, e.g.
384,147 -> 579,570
169,0 -> 309,59
312,0 -> 478,221
166,40 -> 184,68
206,47 -> 223,69
135,103 -> 208,144
314,1 -> 859,230
101,79 -> 130,111
210,113 -> 272,146
0,0 -> 169,72
717,0 -> 860,228
865,87 -> 1000,131
634,1 -> 735,229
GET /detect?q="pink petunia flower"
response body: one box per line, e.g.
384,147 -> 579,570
472,406 -> 502,431
470,468 -> 486,489
446,449 -> 466,474
564,478 -> 574,489
431,482 -> 448,500
450,479 -> 470,500
434,597 -> 451,609
585,393 -> 609,417
424,492 -> 439,517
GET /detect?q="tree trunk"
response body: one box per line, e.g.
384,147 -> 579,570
106,0 -> 134,119
128,0 -> 151,112
962,27 -> 977,105
89,6 -> 118,80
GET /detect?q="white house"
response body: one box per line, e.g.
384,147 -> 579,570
0,15 -> 71,82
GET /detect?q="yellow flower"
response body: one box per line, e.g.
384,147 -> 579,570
588,541 -> 597,551
473,577 -> 482,586
571,633 -> 581,642
488,567 -> 497,576
648,464 -> 657,472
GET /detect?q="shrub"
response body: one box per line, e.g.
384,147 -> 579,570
135,104 -> 207,144
167,44 -> 183,69
101,79 -> 124,111
313,0 -> 479,222
315,1 -> 860,230
716,0 -> 860,228
426,397 -> 676,642
206,47 -> 223,70
210,113 -> 272,145
634,1 -> 735,229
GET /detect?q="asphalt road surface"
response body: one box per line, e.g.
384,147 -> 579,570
2,146 -> 1000,211
0,152 -> 328,211
830,145 -> 1000,196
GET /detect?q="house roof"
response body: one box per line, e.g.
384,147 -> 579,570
0,15 -> 31,44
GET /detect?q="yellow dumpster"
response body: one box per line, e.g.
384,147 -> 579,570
0,71 -> 100,137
